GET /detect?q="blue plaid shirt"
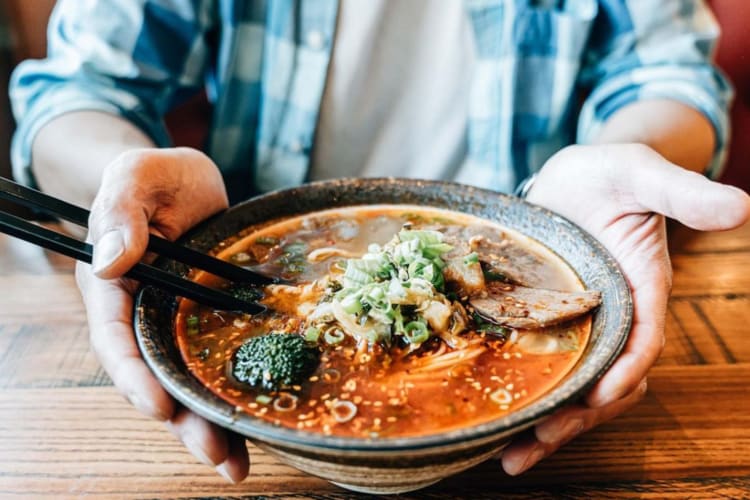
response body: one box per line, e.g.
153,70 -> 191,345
11,0 -> 731,203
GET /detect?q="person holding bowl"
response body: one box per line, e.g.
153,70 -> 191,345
10,0 -> 750,484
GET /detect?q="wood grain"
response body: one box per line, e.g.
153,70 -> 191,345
0,222 -> 749,498
669,221 -> 750,255
1,364 -> 748,499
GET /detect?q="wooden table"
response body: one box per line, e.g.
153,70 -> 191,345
1,222 -> 749,499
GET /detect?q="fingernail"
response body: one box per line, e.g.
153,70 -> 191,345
92,230 -> 124,274
536,417 -> 584,445
183,434 -> 217,467
513,444 -> 546,476
216,462 -> 238,484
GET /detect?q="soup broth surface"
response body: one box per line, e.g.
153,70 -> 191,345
176,206 -> 591,438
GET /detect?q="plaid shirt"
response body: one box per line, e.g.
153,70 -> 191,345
11,0 -> 731,203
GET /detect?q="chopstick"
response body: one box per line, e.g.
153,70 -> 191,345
0,177 -> 268,314
0,176 -> 275,285
0,211 -> 264,313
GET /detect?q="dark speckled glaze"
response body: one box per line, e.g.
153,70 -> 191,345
134,178 -> 632,494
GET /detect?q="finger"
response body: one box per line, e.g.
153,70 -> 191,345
536,378 -> 648,445
88,149 -> 230,278
586,216 -> 670,408
585,275 -> 666,407
77,262 -> 174,421
630,151 -> 750,230
501,378 -> 648,476
217,433 -> 251,484
166,407 -> 250,483
88,176 -> 151,278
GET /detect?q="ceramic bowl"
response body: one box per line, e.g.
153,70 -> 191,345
134,178 -> 632,494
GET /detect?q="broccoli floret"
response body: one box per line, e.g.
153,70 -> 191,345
232,333 -> 319,392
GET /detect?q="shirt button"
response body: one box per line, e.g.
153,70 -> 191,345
306,30 -> 325,50
289,140 -> 303,153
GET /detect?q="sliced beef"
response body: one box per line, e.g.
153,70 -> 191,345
439,225 -> 545,287
433,226 -> 484,296
469,283 -> 601,329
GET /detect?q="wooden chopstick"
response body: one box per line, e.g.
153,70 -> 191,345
0,177 -> 275,285
0,209 -> 265,314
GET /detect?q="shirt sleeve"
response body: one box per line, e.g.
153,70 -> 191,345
9,0 -> 214,187
576,0 -> 733,179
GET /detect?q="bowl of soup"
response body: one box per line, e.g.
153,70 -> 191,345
134,178 -> 632,494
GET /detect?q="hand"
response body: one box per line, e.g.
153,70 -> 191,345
501,143 -> 750,475
75,147 -> 250,483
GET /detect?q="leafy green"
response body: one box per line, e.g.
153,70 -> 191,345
472,312 -> 511,339
278,241 -> 308,274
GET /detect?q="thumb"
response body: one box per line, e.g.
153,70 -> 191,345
89,194 -> 150,279
632,159 -> 750,231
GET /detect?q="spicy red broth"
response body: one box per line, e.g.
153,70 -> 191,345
175,206 -> 593,438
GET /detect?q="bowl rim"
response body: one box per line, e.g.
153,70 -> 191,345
134,177 -> 632,452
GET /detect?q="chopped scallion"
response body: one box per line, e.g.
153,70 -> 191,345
186,315 -> 200,335
464,252 -> 479,265
256,394 -> 273,405
404,320 -> 429,344
304,326 -> 321,343
324,328 -> 346,345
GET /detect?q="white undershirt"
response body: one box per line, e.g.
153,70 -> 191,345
310,0 -> 476,181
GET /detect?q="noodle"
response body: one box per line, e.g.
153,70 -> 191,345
176,205 -> 593,438
408,344 -> 486,374
307,247 -> 361,262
